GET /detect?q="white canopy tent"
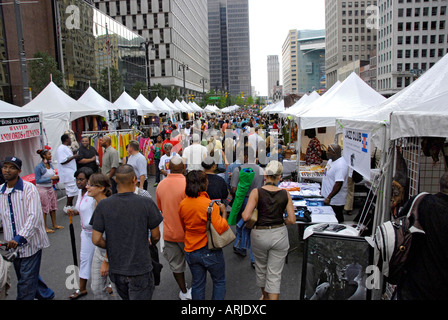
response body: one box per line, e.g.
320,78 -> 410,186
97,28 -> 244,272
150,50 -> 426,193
264,100 -> 285,114
191,101 -> 204,112
0,100 -> 43,176
181,100 -> 194,113
298,73 -> 386,130
260,101 -> 281,114
280,91 -> 321,118
162,98 -> 182,114
78,86 -> 113,114
204,105 -> 221,114
188,101 -> 202,113
113,91 -> 150,116
22,81 -> 108,153
173,100 -> 186,113
333,53 -> 448,268
136,94 -> 169,115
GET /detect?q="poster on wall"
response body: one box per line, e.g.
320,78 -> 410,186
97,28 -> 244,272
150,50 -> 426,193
0,115 -> 41,143
343,127 -> 371,180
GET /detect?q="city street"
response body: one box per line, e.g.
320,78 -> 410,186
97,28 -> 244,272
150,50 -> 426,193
2,174 -> 304,301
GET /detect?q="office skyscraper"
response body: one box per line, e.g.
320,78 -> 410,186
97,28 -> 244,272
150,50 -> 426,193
94,0 -> 209,100
267,55 -> 280,99
325,0 -> 378,88
208,0 -> 252,97
376,0 -> 448,97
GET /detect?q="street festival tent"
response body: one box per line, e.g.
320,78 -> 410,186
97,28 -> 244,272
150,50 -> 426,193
189,101 -> 203,113
264,100 -> 285,114
173,99 -> 187,113
78,86 -> 113,115
280,91 -> 321,118
204,105 -> 221,114
136,94 -> 167,115
260,101 -> 282,114
113,91 -> 151,117
193,101 -> 204,112
22,81 -> 108,154
0,100 -> 43,176
163,98 -> 182,114
181,100 -> 194,113
335,52 -> 448,242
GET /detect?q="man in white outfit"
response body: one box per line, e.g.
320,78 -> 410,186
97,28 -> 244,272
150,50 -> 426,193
57,134 -> 79,213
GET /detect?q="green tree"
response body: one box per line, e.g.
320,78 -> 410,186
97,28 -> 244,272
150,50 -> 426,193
246,96 -> 254,105
29,51 -> 64,97
130,81 -> 148,99
97,67 -> 123,102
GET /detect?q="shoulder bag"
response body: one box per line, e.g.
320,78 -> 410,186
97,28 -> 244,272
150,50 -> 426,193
206,201 -> 236,250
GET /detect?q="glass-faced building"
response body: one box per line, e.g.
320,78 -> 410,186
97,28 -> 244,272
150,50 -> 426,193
56,0 -> 146,99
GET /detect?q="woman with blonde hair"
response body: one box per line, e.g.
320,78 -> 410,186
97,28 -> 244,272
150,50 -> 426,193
242,160 -> 296,300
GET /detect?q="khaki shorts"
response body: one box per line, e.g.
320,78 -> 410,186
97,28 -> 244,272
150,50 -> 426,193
163,241 -> 187,273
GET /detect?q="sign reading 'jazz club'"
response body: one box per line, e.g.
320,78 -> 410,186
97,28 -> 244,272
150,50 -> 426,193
0,115 -> 41,143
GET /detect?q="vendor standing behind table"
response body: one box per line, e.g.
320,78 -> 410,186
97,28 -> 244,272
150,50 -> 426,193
76,136 -> 99,173
321,144 -> 348,223
304,129 -> 323,165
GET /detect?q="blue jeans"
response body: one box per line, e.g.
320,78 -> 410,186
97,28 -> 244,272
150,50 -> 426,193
185,246 -> 226,300
233,198 -> 254,263
12,250 -> 54,300
109,272 -> 154,300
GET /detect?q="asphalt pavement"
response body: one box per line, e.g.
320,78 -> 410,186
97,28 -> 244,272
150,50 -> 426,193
1,174 -> 305,301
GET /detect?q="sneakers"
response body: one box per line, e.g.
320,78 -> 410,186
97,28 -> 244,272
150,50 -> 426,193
179,287 -> 192,300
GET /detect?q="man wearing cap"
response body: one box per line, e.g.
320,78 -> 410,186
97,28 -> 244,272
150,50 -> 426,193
0,157 -> 54,300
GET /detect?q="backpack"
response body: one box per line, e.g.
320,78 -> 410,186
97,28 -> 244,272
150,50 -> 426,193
373,192 -> 428,285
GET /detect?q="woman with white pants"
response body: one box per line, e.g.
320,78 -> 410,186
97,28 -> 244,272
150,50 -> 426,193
242,161 -> 296,300
67,167 -> 96,299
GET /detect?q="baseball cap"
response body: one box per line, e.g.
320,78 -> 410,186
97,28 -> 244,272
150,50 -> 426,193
3,156 -> 22,170
166,129 -> 172,134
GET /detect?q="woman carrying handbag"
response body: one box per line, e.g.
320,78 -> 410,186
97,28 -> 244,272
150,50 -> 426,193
242,160 -> 296,300
178,170 -> 230,300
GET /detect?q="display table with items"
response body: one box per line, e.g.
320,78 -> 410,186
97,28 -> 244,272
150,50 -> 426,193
300,223 -> 374,300
279,181 -> 338,224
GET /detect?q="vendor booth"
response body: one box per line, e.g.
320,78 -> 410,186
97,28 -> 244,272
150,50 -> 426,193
0,100 -> 43,176
21,81 -> 108,155
332,53 -> 448,299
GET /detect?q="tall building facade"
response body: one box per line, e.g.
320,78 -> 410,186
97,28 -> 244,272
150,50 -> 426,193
325,0 -> 378,88
267,55 -> 280,99
208,0 -> 252,98
282,29 -> 298,95
94,0 -> 210,100
376,0 -> 448,96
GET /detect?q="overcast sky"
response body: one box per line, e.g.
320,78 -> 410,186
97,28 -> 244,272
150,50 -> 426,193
249,0 -> 325,96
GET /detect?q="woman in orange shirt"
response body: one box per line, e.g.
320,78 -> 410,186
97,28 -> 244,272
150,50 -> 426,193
178,170 -> 229,300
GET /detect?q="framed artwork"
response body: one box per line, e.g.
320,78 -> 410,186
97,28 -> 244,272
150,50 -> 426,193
300,233 -> 373,300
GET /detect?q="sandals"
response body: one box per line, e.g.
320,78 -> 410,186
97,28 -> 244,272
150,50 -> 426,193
69,289 -> 88,300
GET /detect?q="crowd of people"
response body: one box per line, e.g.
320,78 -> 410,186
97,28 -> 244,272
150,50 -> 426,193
1,109 -> 446,301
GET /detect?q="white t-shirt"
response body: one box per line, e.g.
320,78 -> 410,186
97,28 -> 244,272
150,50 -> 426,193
183,143 -> 208,172
321,157 -> 349,206
74,190 -> 96,232
159,152 -> 177,180
57,144 -> 77,183
127,152 -> 148,182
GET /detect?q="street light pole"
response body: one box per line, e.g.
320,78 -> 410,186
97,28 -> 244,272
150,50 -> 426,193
142,39 -> 155,100
200,77 -> 207,105
178,62 -> 189,101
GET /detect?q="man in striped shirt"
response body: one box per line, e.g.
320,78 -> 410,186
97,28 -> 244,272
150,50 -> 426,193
0,156 -> 54,300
